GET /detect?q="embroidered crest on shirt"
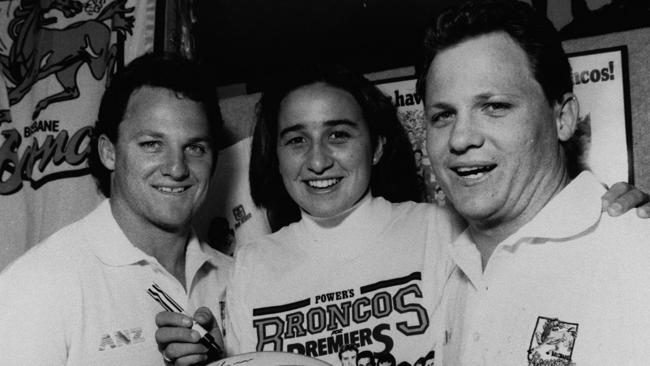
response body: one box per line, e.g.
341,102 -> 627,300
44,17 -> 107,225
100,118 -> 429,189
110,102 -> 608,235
527,317 -> 578,366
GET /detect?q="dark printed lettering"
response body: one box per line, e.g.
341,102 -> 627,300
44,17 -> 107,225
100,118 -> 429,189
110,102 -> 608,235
254,282 -> 427,354
572,61 -> 615,85
326,301 -> 351,331
393,90 -> 423,107
284,311 -> 306,339
287,325 -> 388,357
352,297 -> 372,323
372,291 -> 393,318
0,126 -> 92,195
253,317 -> 284,351
306,307 -> 327,334
394,284 -> 429,335
23,120 -> 61,137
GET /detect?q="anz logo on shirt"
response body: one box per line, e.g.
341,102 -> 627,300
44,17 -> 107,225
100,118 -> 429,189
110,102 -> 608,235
98,328 -> 145,351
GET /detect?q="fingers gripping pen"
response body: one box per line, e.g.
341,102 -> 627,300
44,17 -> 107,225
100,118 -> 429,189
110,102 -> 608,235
147,283 -> 223,359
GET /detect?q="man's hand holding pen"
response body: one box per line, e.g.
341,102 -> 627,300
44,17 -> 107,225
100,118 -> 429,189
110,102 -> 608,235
155,307 -> 224,366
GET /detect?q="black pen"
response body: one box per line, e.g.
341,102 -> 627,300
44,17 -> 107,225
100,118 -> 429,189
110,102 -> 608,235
147,283 -> 223,359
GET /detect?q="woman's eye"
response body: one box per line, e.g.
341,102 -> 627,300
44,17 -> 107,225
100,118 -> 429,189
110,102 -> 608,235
329,131 -> 351,142
283,136 -> 306,146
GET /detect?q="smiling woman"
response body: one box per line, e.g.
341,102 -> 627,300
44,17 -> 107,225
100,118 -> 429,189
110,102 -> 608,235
220,63 -> 465,365
250,64 -> 422,230
275,82 -> 380,219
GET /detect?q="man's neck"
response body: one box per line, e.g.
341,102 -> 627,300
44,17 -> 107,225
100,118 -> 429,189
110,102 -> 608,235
109,200 -> 189,287
469,167 -> 571,271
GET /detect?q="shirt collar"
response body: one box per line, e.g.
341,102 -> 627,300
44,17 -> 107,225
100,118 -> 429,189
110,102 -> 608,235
453,171 -> 605,248
513,171 -> 605,241
86,200 -> 229,273
450,171 -> 606,284
185,235 -> 232,282
297,194 -> 391,258
85,200 -> 150,266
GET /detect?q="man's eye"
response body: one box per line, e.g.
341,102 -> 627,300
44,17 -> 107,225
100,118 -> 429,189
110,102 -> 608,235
430,110 -> 455,126
483,102 -> 511,115
139,141 -> 161,151
186,144 -> 207,156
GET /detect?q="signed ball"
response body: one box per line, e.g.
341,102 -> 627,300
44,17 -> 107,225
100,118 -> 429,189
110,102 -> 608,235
208,351 -> 333,366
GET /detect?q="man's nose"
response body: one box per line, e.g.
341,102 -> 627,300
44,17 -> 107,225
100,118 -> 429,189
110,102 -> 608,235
448,112 -> 484,154
163,149 -> 190,179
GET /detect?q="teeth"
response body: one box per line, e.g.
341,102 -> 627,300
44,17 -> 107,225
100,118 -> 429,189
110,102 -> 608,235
453,165 -> 495,177
158,186 -> 185,193
307,178 -> 340,189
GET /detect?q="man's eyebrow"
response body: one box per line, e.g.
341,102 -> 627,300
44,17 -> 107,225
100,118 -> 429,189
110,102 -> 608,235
427,101 -> 455,111
132,130 -> 164,138
131,130 -> 212,144
187,136 -> 212,144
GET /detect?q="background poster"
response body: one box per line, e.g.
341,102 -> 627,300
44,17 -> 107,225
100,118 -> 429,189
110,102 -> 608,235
567,46 -> 632,184
375,77 -> 446,206
0,0 -> 155,270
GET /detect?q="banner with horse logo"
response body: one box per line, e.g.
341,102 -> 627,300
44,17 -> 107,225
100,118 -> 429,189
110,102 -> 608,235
0,0 -> 155,269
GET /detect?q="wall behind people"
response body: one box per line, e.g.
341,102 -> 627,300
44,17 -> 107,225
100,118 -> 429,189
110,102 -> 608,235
0,0 -> 156,270
193,94 -> 272,255
563,27 -> 650,192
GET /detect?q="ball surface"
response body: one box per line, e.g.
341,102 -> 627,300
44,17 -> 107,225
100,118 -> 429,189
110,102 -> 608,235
208,351 -> 333,366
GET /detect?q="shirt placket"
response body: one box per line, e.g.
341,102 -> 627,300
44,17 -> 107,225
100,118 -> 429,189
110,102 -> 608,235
149,261 -> 191,315
464,245 -> 514,366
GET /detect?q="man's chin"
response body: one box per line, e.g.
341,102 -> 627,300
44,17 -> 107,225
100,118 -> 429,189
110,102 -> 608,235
151,215 -> 192,234
451,198 -> 501,224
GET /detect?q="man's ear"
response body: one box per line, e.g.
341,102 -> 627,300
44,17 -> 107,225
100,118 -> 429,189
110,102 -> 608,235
372,136 -> 386,165
98,135 -> 116,171
555,93 -> 579,142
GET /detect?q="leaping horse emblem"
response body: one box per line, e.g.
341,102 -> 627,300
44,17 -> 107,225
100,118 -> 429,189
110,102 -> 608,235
0,0 -> 135,124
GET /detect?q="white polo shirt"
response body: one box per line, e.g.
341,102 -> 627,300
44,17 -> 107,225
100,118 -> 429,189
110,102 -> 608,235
439,172 -> 650,366
0,200 -> 232,366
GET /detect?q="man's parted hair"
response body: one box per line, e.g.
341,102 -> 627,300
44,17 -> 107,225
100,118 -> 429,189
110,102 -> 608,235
88,52 -> 222,197
415,0 -> 573,106
358,350 -> 376,366
338,343 -> 359,360
415,0 -> 585,176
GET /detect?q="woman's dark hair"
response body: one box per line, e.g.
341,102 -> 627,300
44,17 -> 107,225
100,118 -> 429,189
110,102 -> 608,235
250,63 -> 421,230
88,52 -> 222,197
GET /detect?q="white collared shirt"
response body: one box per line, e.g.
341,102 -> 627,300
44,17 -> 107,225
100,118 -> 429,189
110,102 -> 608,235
0,200 -> 232,366
439,171 -> 650,366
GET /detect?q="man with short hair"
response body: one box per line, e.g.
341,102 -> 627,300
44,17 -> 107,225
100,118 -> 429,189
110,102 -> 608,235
357,350 -> 376,366
375,352 -> 396,366
339,344 -> 358,366
417,0 -> 650,365
0,53 -> 232,365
